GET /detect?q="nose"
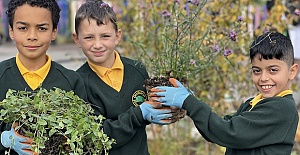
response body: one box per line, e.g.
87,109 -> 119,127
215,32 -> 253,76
260,71 -> 270,82
27,29 -> 38,41
92,38 -> 103,49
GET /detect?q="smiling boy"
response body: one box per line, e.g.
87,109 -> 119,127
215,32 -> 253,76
0,0 -> 86,154
153,32 -> 299,155
72,1 -> 177,155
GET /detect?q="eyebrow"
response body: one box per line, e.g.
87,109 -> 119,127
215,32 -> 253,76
16,21 -> 50,27
251,65 -> 279,69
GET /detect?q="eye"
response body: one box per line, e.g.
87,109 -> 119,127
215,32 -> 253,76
102,35 -> 110,39
17,26 -> 27,31
252,68 -> 261,75
39,27 -> 48,31
84,36 -> 93,40
269,68 -> 279,73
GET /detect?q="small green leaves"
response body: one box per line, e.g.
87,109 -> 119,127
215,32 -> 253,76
0,87 -> 115,155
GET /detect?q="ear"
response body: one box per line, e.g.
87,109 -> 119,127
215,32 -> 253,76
51,28 -> 58,41
288,63 -> 299,80
9,26 -> 14,41
72,33 -> 81,48
115,29 -> 122,45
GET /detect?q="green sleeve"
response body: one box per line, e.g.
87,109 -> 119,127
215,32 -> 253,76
182,95 -> 298,149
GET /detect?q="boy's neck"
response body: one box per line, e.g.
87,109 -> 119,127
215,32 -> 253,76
17,53 -> 48,71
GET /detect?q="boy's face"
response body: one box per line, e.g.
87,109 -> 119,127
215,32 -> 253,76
72,18 -> 122,68
251,55 -> 298,98
9,4 -> 57,64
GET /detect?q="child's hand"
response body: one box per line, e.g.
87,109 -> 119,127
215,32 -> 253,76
139,101 -> 176,125
1,126 -> 35,155
153,78 -> 190,108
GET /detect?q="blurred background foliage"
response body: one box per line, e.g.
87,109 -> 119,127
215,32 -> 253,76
110,0 -> 299,154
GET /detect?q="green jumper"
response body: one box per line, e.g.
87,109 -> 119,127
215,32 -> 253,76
183,94 -> 298,155
0,57 -> 87,155
77,57 -> 150,155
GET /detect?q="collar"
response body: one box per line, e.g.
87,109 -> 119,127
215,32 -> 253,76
249,90 -> 293,111
16,53 -> 51,78
88,51 -> 123,77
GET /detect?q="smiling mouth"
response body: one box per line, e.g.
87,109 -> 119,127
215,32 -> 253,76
261,85 -> 274,90
25,45 -> 40,49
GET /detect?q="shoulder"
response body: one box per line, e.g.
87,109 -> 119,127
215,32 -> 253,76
0,58 -> 15,78
76,62 -> 91,78
121,56 -> 148,77
263,94 -> 295,105
121,56 -> 145,68
51,61 -> 82,78
76,62 -> 89,74
261,94 -> 297,113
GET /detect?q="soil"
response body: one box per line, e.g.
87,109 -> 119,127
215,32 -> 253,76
40,134 -> 67,155
18,125 -> 68,154
144,76 -> 187,122
144,76 -> 187,88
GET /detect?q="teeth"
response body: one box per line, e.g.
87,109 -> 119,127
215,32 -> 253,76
262,85 -> 272,89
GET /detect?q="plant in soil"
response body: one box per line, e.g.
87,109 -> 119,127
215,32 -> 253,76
0,87 -> 115,155
129,0 -> 246,84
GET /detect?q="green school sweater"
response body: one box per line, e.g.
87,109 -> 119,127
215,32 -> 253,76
76,57 -> 150,155
183,94 -> 298,155
0,57 -> 87,155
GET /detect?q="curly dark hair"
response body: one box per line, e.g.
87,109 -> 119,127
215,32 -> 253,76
7,0 -> 61,30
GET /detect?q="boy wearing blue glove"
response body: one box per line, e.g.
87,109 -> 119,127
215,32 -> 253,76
72,1 -> 179,155
153,32 -> 299,155
0,0 -> 87,154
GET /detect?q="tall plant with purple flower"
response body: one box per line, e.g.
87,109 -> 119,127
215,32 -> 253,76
130,0 -> 243,82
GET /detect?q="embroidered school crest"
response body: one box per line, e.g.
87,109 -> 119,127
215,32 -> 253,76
132,90 -> 147,106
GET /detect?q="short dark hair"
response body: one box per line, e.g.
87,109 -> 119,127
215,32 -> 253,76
7,0 -> 61,30
74,0 -> 117,35
250,32 -> 295,66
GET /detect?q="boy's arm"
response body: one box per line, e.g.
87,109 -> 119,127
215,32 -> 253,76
183,95 -> 298,149
99,106 -> 146,149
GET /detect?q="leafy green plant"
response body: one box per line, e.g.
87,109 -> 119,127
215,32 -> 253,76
0,87 -> 115,155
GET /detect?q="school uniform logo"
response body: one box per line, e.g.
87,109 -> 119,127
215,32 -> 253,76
132,90 -> 147,106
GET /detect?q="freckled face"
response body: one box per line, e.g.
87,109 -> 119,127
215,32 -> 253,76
9,4 -> 57,63
251,55 -> 297,98
73,19 -> 122,68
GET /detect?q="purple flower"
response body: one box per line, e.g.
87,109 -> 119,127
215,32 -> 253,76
295,9 -> 300,16
229,30 -> 237,41
190,59 -> 196,65
187,0 -> 200,6
224,49 -> 233,57
212,45 -> 220,52
174,26 -> 178,31
237,16 -> 243,22
161,10 -> 171,18
263,27 -> 269,33
100,3 -> 108,8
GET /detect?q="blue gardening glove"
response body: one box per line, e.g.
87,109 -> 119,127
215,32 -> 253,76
154,78 -> 190,108
1,127 -> 33,155
140,101 -> 173,125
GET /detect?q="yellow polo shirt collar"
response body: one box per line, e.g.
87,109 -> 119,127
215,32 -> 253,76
88,51 -> 124,91
249,90 -> 293,111
16,53 -> 51,90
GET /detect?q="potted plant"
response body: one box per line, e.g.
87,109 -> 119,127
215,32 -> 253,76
0,87 -> 115,155
132,0 -> 241,87
130,0 -> 242,98
128,0 -> 246,121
